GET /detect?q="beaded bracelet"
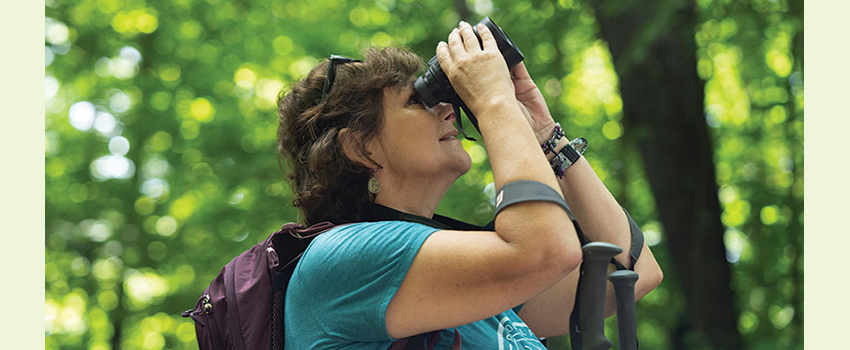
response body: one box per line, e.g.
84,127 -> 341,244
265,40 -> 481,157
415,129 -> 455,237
541,123 -> 565,155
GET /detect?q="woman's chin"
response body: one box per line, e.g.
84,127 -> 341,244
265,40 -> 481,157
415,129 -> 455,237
455,153 -> 473,176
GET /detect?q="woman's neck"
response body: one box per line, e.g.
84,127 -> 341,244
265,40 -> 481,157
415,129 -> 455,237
372,173 -> 455,219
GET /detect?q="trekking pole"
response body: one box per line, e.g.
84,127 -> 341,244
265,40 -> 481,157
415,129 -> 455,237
578,242 -> 622,350
608,270 -> 639,350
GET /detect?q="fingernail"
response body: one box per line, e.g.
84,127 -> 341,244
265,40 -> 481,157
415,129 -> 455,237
477,23 -> 485,30
460,21 -> 468,26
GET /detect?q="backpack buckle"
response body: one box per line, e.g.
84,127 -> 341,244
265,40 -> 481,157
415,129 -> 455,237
267,246 -> 280,270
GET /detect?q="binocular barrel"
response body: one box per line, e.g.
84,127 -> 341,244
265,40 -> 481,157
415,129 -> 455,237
608,270 -> 639,350
578,242 -> 622,350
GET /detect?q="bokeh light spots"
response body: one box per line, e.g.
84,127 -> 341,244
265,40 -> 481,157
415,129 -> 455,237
108,136 -> 130,156
90,154 -> 136,181
601,121 -> 622,140
46,158 -> 66,178
140,179 -> 170,200
135,10 -> 159,33
157,63 -> 181,82
722,199 -> 751,227
94,112 -> 121,137
155,216 -> 178,237
179,20 -> 203,40
738,310 -> 759,334
234,67 -> 258,85
45,18 -> 71,45
257,79 -> 285,109
97,290 -> 119,311
273,35 -> 293,55
147,241 -> 169,260
147,131 -> 173,152
641,221 -> 664,246
92,257 -> 123,282
68,101 -> 96,131
289,57 -> 319,79
189,97 -> 215,122
369,8 -> 391,26
109,90 -> 132,113
349,7 -> 369,27
46,76 -> 60,99
180,120 -> 200,139
112,9 -> 159,36
141,155 -> 171,179
534,42 -> 557,64
170,191 -> 200,220
134,196 -> 156,215
723,228 -> 752,263
176,264 -> 196,284
760,205 -> 781,225
125,270 -> 169,308
768,305 -> 794,329
464,142 -> 487,165
371,31 -> 392,46
176,321 -> 196,343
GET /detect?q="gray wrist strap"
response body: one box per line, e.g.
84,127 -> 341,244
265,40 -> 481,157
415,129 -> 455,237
494,180 -> 573,219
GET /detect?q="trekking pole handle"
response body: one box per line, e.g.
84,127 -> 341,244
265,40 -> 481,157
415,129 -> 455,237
608,270 -> 639,350
578,242 -> 622,350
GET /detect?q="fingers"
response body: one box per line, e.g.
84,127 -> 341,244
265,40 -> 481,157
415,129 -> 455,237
436,41 -> 451,71
458,21 -> 479,52
512,61 -> 532,80
475,23 -> 498,53
447,28 -> 464,55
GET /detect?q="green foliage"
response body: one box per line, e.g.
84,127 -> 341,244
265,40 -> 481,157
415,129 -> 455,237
45,0 -> 802,349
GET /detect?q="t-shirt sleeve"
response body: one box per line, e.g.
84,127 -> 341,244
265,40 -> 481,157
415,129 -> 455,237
293,221 -> 439,342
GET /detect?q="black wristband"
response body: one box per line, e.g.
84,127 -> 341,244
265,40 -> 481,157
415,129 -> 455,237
551,137 -> 588,178
494,180 -> 573,218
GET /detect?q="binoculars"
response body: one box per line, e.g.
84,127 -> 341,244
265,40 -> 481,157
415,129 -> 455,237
413,17 -> 524,140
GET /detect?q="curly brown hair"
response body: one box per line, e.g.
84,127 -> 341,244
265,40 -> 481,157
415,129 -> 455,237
276,47 -> 424,226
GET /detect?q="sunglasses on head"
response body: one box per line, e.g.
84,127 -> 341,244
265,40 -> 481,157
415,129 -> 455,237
321,55 -> 362,101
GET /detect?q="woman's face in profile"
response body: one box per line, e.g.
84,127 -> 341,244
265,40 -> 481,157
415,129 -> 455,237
369,80 -> 472,183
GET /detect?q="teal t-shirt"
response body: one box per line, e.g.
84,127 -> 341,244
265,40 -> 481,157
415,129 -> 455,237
284,220 -> 547,349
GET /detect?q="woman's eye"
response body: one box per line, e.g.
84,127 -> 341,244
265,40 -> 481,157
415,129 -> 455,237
408,94 -> 424,107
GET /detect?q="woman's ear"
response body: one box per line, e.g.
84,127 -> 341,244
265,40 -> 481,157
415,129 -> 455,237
337,128 -> 379,168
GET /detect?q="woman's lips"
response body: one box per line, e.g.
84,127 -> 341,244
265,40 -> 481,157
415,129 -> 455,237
440,130 -> 459,141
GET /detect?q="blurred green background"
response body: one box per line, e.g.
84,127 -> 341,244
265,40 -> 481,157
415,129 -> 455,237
44,0 -> 802,349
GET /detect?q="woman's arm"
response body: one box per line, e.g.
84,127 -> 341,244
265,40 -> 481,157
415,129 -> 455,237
518,150 -> 664,337
384,22 -> 583,339
505,62 -> 663,337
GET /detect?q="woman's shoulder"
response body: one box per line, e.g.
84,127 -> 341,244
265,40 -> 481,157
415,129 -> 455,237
298,220 -> 440,271
310,220 -> 440,250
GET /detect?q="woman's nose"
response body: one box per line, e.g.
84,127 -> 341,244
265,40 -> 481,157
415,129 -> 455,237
434,102 -> 455,121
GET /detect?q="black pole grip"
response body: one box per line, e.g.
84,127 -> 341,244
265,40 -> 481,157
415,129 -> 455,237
608,270 -> 639,350
579,242 -> 622,350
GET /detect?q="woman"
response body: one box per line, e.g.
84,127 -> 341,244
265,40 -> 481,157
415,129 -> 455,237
277,21 -> 663,348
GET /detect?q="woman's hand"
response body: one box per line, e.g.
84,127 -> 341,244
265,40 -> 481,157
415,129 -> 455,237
435,22 -> 515,118
511,62 -> 556,144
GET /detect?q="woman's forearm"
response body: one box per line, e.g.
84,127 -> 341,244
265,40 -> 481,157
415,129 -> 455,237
477,100 -> 580,259
548,137 -> 634,268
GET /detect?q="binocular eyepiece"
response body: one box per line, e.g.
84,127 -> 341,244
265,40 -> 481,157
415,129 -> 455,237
413,17 -> 524,139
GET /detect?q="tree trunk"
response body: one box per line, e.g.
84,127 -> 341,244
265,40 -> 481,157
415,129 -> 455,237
590,1 -> 741,349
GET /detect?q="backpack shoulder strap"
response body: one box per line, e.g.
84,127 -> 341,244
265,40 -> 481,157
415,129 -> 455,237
223,257 -> 247,350
270,221 -> 338,350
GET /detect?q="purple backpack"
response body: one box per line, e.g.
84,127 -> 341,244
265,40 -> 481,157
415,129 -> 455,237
182,221 -> 457,350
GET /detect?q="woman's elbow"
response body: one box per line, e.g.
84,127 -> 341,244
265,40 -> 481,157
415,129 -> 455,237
649,265 -> 663,290
637,258 -> 663,298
